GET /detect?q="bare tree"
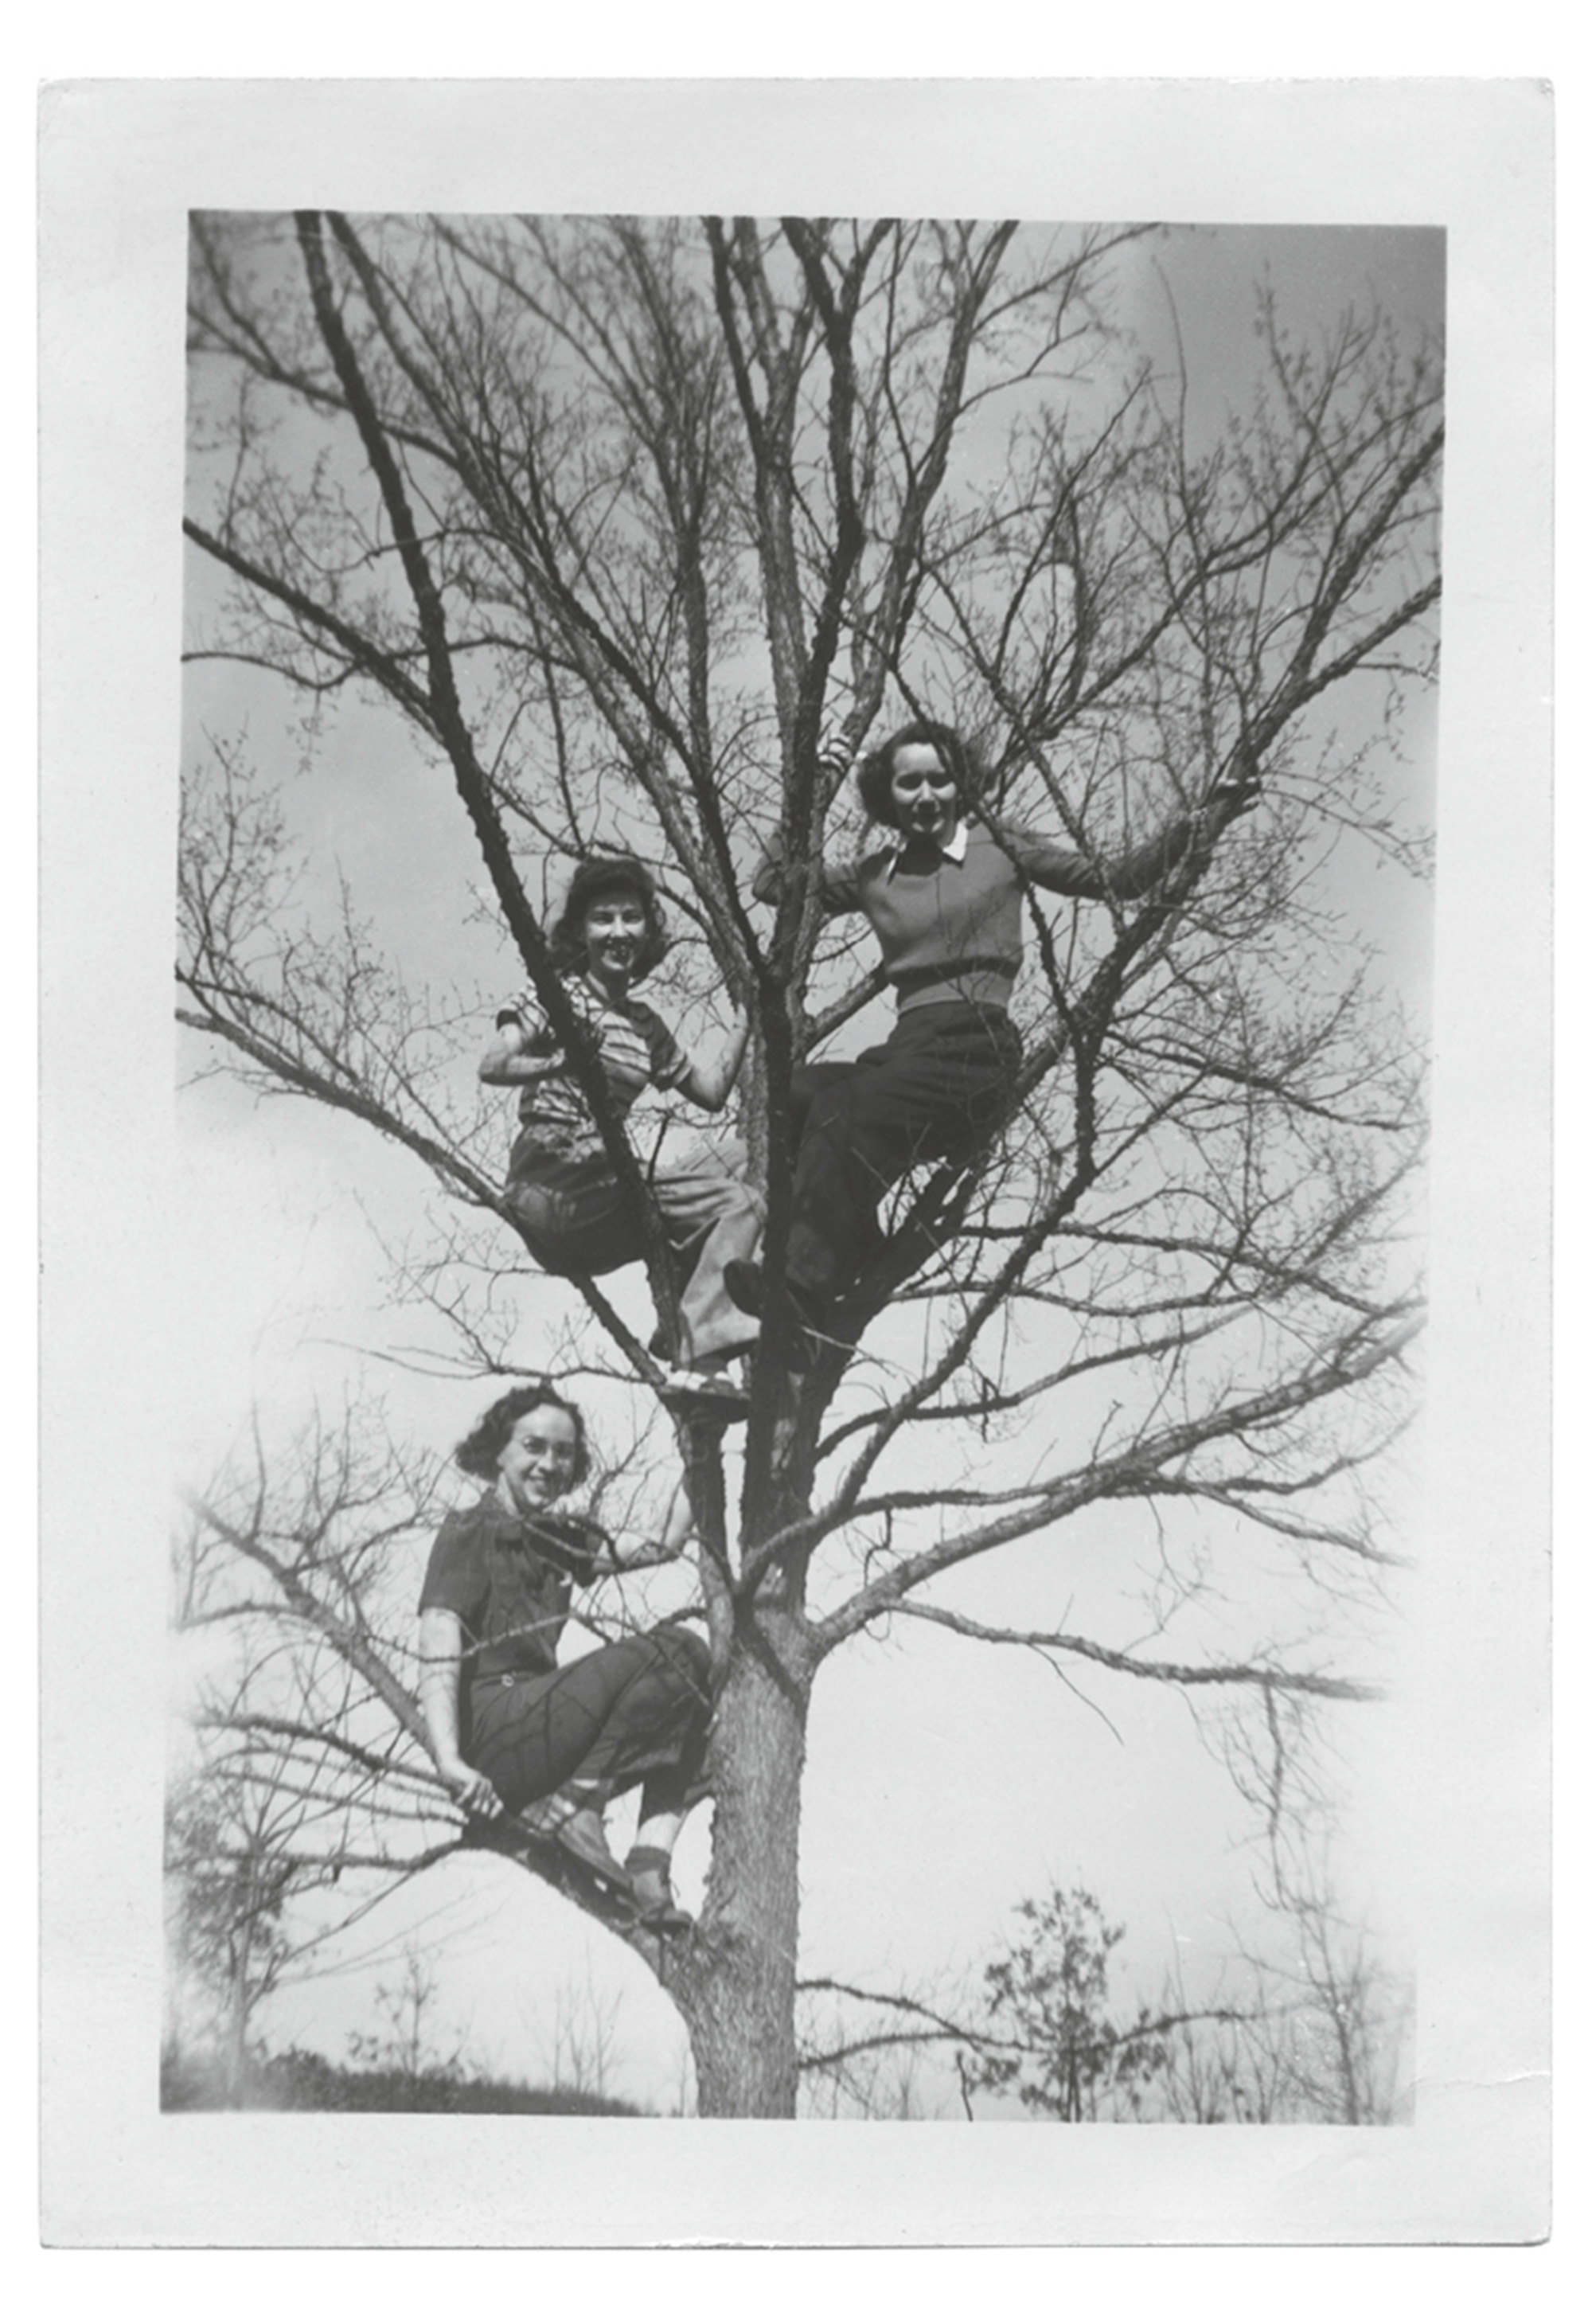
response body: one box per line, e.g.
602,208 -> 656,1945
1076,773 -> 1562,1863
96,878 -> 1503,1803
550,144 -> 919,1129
798,1862 -> 1408,2124
1153,1936 -> 1411,2127
533,1962 -> 627,2104
347,1945 -> 470,2085
958,1885 -> 1173,2122
1192,1690 -> 1415,2124
166,1439 -> 460,2100
165,1764 -> 306,2103
178,213 -> 1438,2115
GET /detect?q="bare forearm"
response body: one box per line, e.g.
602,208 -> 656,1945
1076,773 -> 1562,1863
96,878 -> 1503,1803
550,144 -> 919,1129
687,1014 -> 750,1111
418,1610 -> 502,1815
419,1664 -> 463,1766
479,1033 -> 546,1085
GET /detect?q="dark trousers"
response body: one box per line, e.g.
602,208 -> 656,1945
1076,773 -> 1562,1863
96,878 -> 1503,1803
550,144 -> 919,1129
786,1002 -> 1023,1299
466,1624 -> 712,1818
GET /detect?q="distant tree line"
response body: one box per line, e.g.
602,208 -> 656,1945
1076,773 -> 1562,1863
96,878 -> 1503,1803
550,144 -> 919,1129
160,2041 -> 642,2115
800,1881 -> 1412,2123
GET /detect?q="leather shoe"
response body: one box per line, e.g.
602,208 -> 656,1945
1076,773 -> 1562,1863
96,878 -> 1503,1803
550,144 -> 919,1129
626,1849 -> 693,1935
725,1262 -> 829,1372
518,1794 -> 629,1888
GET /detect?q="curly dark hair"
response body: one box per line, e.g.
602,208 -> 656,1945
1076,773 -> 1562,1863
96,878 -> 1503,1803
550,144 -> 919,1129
547,855 -> 670,982
855,721 -> 989,831
453,1381 -> 591,1486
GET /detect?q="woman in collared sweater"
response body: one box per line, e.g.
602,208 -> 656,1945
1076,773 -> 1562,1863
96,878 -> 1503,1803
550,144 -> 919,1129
732,721 -> 1258,1342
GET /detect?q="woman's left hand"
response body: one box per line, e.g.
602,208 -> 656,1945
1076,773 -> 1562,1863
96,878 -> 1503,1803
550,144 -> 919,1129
605,1533 -> 691,1572
1208,766 -> 1262,818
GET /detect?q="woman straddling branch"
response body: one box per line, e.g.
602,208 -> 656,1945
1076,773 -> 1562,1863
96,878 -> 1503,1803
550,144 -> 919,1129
418,1381 -> 711,1934
732,721 -> 1258,1353
482,855 -> 763,1420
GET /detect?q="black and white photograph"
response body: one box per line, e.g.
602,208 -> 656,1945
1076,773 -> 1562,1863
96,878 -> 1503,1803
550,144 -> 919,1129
38,76 -> 1552,2248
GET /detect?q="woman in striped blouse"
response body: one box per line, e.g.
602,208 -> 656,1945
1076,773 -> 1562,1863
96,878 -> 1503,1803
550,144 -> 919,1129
481,856 -> 762,1421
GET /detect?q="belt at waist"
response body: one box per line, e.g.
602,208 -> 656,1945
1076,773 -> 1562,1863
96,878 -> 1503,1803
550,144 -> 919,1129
892,959 -> 1018,1014
889,953 -> 1016,997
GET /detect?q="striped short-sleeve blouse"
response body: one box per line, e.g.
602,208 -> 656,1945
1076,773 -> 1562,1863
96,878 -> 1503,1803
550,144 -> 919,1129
497,975 -> 690,1159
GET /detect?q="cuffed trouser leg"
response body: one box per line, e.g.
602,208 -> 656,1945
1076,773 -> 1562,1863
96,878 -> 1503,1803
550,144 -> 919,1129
649,1139 -> 763,1363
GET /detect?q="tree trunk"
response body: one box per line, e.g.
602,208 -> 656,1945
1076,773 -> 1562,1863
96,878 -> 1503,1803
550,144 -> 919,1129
224,1918 -> 252,2107
673,1615 -> 811,2117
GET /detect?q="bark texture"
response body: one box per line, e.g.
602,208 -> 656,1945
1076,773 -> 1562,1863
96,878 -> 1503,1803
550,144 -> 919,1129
669,1619 -> 812,2116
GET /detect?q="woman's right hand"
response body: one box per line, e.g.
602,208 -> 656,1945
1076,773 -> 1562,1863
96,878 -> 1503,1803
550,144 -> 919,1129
439,1756 -> 505,1820
478,1018 -> 532,1087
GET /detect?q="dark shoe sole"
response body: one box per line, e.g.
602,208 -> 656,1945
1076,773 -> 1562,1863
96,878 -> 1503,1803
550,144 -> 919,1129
625,1867 -> 695,1936
724,1260 -> 764,1318
726,1262 -> 844,1373
634,1902 -> 693,1936
657,1377 -> 751,1421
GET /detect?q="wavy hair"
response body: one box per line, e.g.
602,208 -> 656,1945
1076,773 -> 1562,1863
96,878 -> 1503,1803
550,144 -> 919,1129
855,721 -> 990,831
453,1381 -> 591,1486
547,855 -> 670,981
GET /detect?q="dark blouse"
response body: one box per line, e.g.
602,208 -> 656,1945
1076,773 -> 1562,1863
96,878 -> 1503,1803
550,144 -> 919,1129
418,1493 -> 605,1683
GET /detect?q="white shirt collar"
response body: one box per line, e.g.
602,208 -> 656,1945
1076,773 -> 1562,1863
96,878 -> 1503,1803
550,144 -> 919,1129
886,817 -> 970,875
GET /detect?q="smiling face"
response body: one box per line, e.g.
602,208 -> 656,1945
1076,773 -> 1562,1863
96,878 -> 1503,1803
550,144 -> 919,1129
494,1402 -> 582,1514
888,741 -> 962,845
579,887 -> 650,989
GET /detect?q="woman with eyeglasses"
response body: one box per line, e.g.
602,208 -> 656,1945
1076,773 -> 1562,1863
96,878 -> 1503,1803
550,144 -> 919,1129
417,1381 -> 711,1933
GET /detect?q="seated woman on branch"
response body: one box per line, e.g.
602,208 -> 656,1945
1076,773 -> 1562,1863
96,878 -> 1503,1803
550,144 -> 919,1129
731,721 -> 1259,1354
482,853 -> 763,1423
418,1380 -> 711,1935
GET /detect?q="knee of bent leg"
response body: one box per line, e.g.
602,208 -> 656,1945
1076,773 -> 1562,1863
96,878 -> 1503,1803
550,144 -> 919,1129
504,1180 -> 559,1253
651,1621 -> 713,1697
